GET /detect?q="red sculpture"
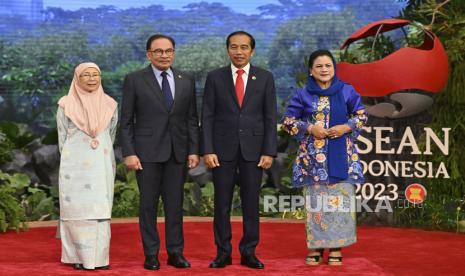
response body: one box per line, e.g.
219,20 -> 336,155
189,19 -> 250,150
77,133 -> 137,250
338,19 -> 448,97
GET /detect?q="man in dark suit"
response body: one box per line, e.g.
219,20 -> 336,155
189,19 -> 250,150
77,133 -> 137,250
201,31 -> 277,269
120,34 -> 199,270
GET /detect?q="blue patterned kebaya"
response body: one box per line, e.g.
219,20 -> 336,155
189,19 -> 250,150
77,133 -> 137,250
282,84 -> 367,188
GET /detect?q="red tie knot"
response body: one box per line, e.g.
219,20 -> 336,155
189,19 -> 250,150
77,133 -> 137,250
237,69 -> 245,76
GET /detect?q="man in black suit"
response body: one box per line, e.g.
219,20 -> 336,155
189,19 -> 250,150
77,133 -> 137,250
201,31 -> 277,269
120,34 -> 199,270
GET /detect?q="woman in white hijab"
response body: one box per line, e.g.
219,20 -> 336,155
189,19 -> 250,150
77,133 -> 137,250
56,62 -> 118,270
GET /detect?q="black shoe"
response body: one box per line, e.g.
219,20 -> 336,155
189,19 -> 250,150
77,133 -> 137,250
73,264 -> 83,270
240,254 -> 264,269
96,265 -> 110,270
209,254 -> 232,268
167,253 -> 191,268
144,255 -> 160,270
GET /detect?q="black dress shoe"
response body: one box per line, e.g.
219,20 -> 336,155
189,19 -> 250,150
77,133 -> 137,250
209,254 -> 232,268
144,255 -> 160,270
167,253 -> 191,268
73,264 -> 84,270
95,265 -> 110,270
240,254 -> 264,269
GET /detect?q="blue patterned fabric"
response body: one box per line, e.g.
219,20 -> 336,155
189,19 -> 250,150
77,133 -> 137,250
305,71 -> 348,183
282,84 -> 367,187
304,182 -> 356,249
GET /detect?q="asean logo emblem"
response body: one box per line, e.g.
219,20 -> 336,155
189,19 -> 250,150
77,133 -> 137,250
338,19 -> 449,119
405,183 -> 427,204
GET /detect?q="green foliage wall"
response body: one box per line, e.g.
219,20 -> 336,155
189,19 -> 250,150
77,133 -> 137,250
396,0 -> 465,229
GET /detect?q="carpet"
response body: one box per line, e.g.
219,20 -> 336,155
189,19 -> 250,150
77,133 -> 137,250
0,221 -> 464,275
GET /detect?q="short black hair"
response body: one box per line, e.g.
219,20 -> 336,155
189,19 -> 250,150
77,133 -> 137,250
226,31 -> 255,50
146,34 -> 176,50
308,49 -> 336,68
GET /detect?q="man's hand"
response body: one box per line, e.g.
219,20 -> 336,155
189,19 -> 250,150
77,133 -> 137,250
188,154 -> 200,169
204,154 -> 220,169
124,155 -> 143,170
257,155 -> 273,169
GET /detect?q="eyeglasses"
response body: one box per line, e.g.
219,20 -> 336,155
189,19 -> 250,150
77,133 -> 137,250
79,73 -> 101,79
149,48 -> 175,57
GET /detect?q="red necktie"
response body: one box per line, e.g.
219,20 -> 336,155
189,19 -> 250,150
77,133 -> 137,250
235,69 -> 245,107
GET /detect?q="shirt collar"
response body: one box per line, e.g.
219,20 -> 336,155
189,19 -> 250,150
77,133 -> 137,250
151,64 -> 173,78
231,63 -> 250,76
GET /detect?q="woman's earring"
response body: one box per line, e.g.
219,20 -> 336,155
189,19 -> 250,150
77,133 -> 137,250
309,73 -> 313,76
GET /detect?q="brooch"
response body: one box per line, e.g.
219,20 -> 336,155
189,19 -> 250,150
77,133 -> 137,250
90,139 -> 99,149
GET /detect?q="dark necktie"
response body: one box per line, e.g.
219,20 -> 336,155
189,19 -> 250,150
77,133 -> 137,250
161,71 -> 174,111
235,69 -> 245,107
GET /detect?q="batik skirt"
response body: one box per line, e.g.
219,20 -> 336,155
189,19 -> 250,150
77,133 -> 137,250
303,182 -> 356,249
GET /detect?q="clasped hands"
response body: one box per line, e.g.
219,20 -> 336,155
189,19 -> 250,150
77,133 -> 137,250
308,123 -> 351,139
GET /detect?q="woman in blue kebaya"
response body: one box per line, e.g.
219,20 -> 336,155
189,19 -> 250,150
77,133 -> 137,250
282,49 -> 367,266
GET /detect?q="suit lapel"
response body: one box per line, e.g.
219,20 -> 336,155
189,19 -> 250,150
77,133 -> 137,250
171,68 -> 184,114
142,65 -> 168,113
242,65 -> 257,108
222,66 -> 240,108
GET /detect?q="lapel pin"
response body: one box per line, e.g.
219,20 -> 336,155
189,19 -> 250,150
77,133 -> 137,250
252,75 -> 257,80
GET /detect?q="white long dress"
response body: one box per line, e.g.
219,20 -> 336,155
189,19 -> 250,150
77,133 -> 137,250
57,106 -> 118,269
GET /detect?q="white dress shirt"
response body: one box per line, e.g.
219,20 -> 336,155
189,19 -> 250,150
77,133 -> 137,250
231,63 -> 250,94
151,65 -> 175,98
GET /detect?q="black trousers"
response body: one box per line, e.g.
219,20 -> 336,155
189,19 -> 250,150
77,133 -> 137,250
212,150 -> 263,256
136,154 -> 186,256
